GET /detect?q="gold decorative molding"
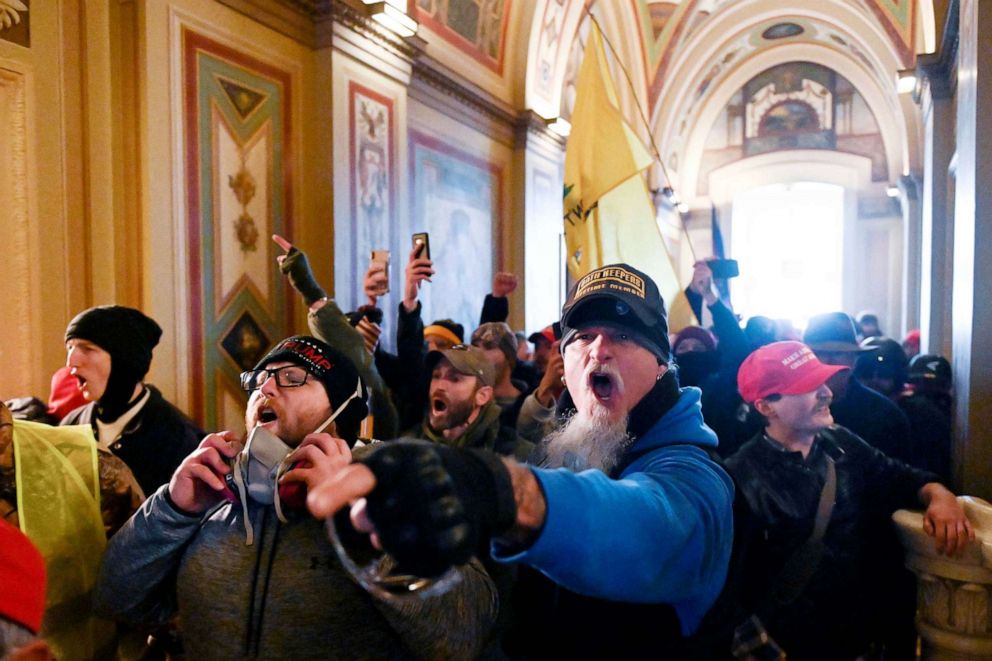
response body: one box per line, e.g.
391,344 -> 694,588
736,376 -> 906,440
0,0 -> 28,47
0,0 -> 26,30
230,161 -> 260,252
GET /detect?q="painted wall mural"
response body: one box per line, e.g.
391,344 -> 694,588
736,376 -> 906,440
409,130 -> 501,336
413,0 -> 511,74
697,60 -> 888,194
866,0 -> 916,66
533,0 -> 568,108
348,81 -> 397,342
182,28 -> 293,431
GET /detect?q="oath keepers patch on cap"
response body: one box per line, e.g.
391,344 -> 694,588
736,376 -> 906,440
559,263 -> 671,360
572,266 -> 647,301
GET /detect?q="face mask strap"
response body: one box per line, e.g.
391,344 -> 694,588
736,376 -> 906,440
232,451 -> 254,545
273,378 -> 363,524
312,377 -> 363,436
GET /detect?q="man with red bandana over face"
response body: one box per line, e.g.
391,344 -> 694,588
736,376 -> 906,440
309,263 -> 735,657
724,341 -> 973,660
94,335 -> 497,659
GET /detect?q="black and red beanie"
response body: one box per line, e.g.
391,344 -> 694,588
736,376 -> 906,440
254,336 -> 369,440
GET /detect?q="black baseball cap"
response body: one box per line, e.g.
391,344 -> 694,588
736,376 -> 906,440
560,263 -> 670,361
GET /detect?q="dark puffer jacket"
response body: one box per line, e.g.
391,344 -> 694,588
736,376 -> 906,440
61,386 -> 203,496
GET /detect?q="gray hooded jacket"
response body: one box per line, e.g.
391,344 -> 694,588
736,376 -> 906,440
95,486 -> 497,660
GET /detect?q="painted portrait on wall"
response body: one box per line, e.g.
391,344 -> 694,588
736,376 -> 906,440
352,84 -> 392,267
409,130 -> 501,336
346,82 -> 398,341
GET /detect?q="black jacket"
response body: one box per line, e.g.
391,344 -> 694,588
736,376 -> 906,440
62,385 -> 204,496
724,426 -> 937,660
831,378 -> 912,463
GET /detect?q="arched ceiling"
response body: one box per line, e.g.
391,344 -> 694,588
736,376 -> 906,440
523,0 -> 928,200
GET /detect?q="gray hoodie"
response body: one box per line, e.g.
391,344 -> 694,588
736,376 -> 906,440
95,486 -> 497,660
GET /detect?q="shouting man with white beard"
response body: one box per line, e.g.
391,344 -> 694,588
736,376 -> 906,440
308,263 -> 735,658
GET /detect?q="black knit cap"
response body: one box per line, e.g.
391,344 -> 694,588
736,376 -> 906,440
560,263 -> 671,361
65,305 -> 162,378
253,336 -> 369,441
65,306 -> 163,420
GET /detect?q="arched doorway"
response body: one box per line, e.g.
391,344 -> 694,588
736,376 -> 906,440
731,182 -> 845,329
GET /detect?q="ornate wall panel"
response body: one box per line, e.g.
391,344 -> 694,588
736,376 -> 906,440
408,130 -> 502,336
866,0 -> 916,66
0,67 -> 32,397
182,28 -> 293,430
347,81 -> 397,335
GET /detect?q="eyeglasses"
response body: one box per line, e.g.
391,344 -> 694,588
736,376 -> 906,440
240,365 -> 311,391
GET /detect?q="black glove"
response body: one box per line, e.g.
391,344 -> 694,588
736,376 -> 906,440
362,440 -> 517,578
279,246 -> 327,306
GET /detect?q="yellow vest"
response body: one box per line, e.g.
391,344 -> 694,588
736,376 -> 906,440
14,420 -> 116,660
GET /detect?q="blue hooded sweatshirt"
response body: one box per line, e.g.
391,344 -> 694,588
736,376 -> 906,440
493,386 -> 734,635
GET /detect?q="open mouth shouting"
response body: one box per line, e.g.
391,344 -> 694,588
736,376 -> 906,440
431,396 -> 448,415
71,369 -> 98,401
588,369 -> 621,403
256,404 -> 279,427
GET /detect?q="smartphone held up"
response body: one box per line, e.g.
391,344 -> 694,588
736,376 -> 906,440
412,232 -> 430,260
370,250 -> 390,295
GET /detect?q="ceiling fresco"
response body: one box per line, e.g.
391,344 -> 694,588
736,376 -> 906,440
634,0 -> 917,109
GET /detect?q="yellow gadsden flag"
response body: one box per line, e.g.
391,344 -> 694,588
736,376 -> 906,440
563,23 -> 696,331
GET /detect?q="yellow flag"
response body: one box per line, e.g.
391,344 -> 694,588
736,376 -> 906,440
562,23 -> 696,332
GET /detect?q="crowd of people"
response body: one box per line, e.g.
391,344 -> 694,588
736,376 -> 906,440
0,237 -> 973,661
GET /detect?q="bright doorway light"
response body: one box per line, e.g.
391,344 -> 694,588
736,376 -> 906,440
731,182 -> 844,330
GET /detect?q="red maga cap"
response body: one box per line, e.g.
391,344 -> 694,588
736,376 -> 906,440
737,341 -> 848,403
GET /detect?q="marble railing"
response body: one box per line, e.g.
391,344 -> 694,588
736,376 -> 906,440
893,497 -> 992,660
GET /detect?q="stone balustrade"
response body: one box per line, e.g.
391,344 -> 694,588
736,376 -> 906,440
893,496 -> 992,660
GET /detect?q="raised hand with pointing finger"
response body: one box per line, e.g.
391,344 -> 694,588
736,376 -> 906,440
273,234 -> 327,306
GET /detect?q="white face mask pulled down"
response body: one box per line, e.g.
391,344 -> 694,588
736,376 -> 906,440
228,378 -> 363,545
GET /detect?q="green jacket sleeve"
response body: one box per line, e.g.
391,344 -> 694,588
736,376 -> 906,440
307,301 -> 399,439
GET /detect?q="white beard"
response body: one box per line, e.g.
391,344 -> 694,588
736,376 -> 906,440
540,408 -> 634,474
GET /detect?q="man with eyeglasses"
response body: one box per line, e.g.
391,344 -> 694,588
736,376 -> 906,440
95,335 -> 497,659
471,322 -> 531,429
